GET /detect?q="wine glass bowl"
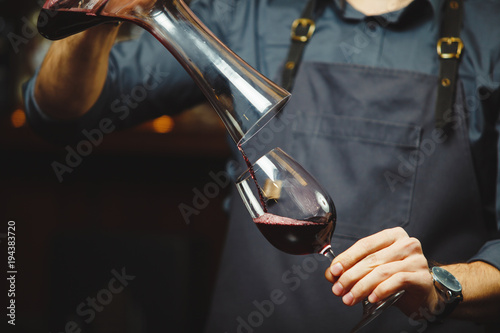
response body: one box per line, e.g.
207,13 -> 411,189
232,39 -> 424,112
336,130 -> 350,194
236,147 -> 336,256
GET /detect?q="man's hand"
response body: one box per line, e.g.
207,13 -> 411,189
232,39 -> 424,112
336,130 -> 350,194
325,227 -> 500,322
324,227 -> 439,317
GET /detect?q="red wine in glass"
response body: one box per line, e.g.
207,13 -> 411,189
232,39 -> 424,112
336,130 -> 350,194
254,212 -> 335,255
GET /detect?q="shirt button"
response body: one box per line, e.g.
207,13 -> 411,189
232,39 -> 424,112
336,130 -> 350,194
366,20 -> 379,33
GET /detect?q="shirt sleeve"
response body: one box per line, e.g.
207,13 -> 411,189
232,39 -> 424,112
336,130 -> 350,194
468,239 -> 500,271
22,0 -> 227,145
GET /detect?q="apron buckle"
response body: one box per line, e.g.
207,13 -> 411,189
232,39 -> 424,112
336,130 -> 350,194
437,37 -> 464,59
291,18 -> 316,42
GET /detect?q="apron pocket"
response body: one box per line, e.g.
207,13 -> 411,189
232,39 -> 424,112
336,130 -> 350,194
291,113 -> 421,240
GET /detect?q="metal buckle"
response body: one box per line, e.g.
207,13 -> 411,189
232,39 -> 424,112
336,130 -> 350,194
291,18 -> 315,42
437,37 -> 464,59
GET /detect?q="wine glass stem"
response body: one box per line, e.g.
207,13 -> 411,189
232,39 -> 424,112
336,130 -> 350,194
320,245 -> 336,262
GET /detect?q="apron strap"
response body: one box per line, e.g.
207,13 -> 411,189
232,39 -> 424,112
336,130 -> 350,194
435,0 -> 464,128
281,0 -> 317,92
282,0 -> 465,129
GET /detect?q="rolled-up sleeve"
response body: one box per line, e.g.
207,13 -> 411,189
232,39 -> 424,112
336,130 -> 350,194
468,240 -> 500,271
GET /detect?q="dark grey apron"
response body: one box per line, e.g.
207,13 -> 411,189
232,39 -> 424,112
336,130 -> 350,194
205,61 -> 493,332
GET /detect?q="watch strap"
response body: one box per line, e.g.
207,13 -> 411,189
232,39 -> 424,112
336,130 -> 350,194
433,292 -> 462,322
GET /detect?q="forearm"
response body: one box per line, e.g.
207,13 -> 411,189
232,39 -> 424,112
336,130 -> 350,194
34,23 -> 120,120
443,261 -> 500,322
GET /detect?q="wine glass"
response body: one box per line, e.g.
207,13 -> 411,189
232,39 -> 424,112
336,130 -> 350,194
236,147 -> 404,333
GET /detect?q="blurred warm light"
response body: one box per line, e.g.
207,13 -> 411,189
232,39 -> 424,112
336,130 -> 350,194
152,115 -> 174,133
11,109 -> 26,128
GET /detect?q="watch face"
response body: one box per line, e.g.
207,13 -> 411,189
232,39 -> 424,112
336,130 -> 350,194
432,266 -> 462,292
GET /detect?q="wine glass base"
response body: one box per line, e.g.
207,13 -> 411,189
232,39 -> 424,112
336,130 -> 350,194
349,290 -> 405,333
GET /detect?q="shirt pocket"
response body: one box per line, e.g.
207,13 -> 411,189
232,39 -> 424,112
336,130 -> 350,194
291,113 -> 421,240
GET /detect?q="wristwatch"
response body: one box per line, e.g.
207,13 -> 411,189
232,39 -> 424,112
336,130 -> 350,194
431,266 -> 463,321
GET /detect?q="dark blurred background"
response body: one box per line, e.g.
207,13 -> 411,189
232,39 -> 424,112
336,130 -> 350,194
0,1 -> 231,332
